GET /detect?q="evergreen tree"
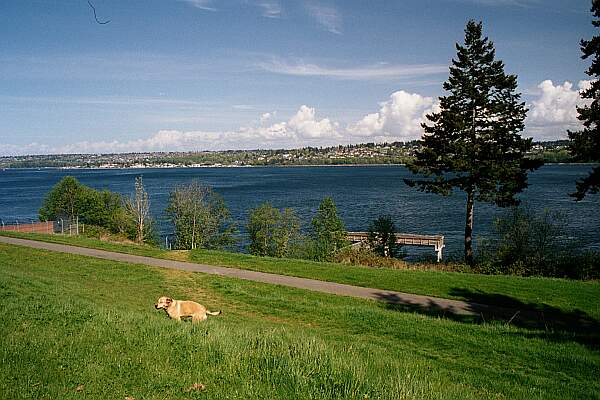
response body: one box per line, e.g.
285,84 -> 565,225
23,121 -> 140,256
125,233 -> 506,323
404,20 -> 541,265
367,215 -> 402,258
568,0 -> 600,200
310,197 -> 347,261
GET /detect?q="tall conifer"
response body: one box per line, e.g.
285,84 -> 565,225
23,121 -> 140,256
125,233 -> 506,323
405,20 -> 541,264
568,0 -> 600,200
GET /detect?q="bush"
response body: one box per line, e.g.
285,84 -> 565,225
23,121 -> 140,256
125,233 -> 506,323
478,206 -> 599,279
334,246 -> 408,269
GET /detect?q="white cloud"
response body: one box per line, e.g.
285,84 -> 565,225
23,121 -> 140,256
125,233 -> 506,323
526,79 -> 591,140
1,105 -> 341,155
288,105 -> 339,139
260,111 -> 276,124
256,1 -> 282,18
306,3 -> 342,34
258,59 -> 447,80
348,91 -> 437,140
455,0 -> 540,7
7,80 -> 590,156
177,0 -> 217,11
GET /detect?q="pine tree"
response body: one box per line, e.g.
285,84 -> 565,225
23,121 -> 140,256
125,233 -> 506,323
404,20 -> 541,265
568,0 -> 600,200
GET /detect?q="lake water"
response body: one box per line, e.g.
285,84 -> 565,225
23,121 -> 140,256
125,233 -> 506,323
0,165 -> 598,258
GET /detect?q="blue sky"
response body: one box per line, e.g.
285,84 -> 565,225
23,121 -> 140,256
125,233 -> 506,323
0,0 -> 596,155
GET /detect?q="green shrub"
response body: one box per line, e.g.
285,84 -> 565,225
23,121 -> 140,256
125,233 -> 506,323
477,206 -> 600,280
334,246 -> 408,269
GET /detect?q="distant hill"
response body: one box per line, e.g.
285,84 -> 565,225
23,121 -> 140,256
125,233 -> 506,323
0,140 -> 579,169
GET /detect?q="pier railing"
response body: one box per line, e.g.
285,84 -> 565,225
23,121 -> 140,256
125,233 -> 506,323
347,232 -> 445,262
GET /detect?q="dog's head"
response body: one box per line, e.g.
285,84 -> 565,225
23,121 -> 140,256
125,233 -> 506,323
154,296 -> 173,310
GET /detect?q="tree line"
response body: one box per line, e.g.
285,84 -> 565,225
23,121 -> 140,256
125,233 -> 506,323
38,176 -> 407,263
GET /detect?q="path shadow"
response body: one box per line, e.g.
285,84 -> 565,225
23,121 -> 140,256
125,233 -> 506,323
374,288 -> 599,350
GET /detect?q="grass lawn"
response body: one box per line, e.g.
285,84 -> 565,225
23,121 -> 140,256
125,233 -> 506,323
2,231 -> 599,321
1,242 -> 599,399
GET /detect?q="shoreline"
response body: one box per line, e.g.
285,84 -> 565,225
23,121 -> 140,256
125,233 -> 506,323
3,162 -> 600,171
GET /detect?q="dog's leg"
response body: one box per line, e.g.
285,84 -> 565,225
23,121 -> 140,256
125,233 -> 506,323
192,314 -> 207,323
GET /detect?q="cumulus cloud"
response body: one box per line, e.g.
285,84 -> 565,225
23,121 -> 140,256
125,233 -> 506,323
6,80 -> 590,156
526,79 -> 590,140
1,105 -> 341,155
287,105 -> 339,139
348,91 -> 437,140
259,111 -> 277,124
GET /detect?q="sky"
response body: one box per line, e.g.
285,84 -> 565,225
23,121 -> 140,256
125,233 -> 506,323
0,0 -> 596,155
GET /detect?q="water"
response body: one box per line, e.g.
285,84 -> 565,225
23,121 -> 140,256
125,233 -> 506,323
0,165 -> 598,258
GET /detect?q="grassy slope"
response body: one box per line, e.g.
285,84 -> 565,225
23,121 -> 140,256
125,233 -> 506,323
1,243 -> 599,400
1,232 -> 599,321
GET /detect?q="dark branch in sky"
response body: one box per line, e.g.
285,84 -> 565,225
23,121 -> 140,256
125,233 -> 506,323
87,1 -> 111,25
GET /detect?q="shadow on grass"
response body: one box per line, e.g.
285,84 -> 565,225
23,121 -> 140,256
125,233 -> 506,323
374,288 -> 600,350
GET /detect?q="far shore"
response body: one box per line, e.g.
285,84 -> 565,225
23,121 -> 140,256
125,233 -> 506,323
3,162 -> 600,171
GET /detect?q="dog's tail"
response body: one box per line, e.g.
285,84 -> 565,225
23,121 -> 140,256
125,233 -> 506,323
206,310 -> 221,316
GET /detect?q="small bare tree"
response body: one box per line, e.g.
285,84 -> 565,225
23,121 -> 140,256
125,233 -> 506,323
125,176 -> 151,244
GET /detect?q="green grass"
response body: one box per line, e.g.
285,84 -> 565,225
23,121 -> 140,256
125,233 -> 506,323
2,231 -> 599,321
1,242 -> 599,399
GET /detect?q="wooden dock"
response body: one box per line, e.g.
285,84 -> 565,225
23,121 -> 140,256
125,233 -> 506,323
347,232 -> 445,262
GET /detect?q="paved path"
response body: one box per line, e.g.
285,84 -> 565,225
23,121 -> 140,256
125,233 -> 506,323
0,236 -> 502,317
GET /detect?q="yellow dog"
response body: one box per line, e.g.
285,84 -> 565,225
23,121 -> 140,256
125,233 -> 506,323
154,296 -> 221,322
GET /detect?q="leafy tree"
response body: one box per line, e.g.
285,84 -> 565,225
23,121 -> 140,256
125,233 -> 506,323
39,176 -> 123,227
79,189 -> 124,228
247,203 -> 302,257
404,20 -> 541,265
247,203 -> 280,256
39,176 -> 85,222
310,197 -> 347,261
274,208 -> 302,258
124,176 -> 155,244
568,0 -> 600,200
166,181 -> 235,250
367,215 -> 402,258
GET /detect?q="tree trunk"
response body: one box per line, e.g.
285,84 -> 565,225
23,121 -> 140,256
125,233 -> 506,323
464,188 -> 475,265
